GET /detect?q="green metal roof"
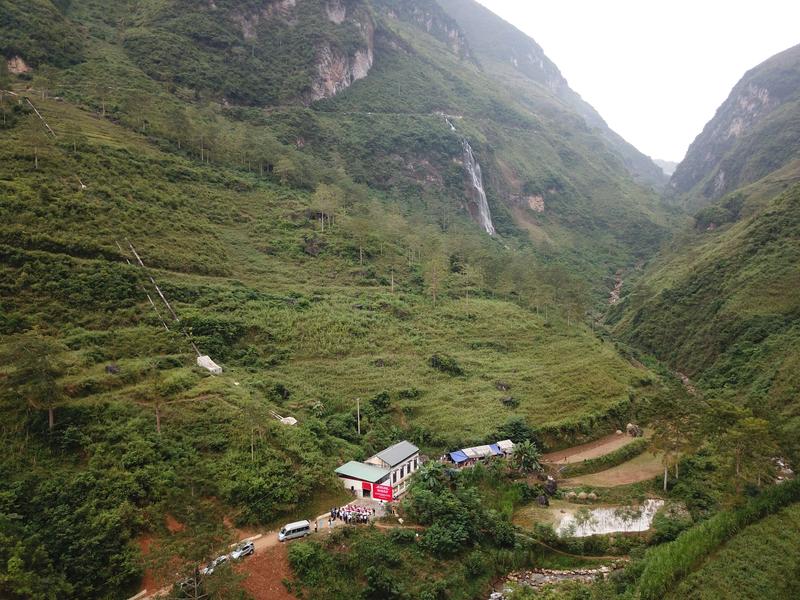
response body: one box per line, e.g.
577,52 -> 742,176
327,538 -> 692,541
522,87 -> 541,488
335,461 -> 390,483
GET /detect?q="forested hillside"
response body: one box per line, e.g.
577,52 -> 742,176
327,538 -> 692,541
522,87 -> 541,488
612,45 -> 800,459
4,1 -> 796,599
0,1 -> 675,597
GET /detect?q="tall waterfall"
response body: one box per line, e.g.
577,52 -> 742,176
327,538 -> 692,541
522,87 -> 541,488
461,139 -> 496,235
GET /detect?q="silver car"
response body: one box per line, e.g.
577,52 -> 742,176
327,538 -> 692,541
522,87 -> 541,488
200,554 -> 228,576
230,541 -> 255,560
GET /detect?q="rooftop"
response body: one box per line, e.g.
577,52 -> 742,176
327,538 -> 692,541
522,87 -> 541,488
335,460 -> 390,483
373,440 -> 419,467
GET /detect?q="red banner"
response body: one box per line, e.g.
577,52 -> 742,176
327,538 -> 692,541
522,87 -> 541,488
361,482 -> 371,491
373,484 -> 393,502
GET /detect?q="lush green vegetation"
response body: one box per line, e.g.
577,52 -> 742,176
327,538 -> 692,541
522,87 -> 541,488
611,182 -> 800,458
668,502 -> 800,600
288,461 -> 592,599
635,478 -> 800,599
0,55 -> 663,600
2,0 -> 798,598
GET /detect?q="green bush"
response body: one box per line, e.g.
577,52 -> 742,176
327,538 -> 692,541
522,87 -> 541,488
428,353 -> 465,376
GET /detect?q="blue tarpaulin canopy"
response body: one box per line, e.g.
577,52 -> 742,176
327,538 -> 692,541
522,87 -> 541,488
489,444 -> 503,456
450,450 -> 469,464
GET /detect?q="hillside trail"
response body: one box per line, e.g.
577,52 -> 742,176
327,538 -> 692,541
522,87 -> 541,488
559,452 -> 663,487
542,432 -> 640,465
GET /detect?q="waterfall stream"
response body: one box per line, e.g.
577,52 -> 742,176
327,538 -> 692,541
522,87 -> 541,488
441,113 -> 496,235
461,139 -> 496,235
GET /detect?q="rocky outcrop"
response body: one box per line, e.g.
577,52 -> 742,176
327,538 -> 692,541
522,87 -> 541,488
229,0 -> 375,104
669,43 -> 800,208
308,15 -> 374,102
325,0 -> 347,24
490,564 -> 625,598
375,0 -> 471,58
526,195 -> 545,213
6,56 -> 31,74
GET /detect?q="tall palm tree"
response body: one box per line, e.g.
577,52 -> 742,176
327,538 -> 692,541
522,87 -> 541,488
513,440 -> 542,474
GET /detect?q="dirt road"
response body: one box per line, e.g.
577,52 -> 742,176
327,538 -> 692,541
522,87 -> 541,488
542,433 -> 640,465
561,452 -> 663,487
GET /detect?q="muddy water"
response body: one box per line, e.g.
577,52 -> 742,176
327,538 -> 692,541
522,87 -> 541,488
556,499 -> 664,537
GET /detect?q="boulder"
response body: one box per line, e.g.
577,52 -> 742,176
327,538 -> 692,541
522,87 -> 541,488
587,492 -> 598,501
577,492 -> 588,501
626,423 -> 643,437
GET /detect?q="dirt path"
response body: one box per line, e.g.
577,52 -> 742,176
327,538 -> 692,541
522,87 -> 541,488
238,544 -> 294,600
561,452 -> 663,487
542,433 -> 640,465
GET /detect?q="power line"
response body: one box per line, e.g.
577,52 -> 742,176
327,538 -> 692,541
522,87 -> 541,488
121,238 -> 202,357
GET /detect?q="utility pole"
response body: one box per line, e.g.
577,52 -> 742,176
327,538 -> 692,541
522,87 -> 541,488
356,398 -> 361,435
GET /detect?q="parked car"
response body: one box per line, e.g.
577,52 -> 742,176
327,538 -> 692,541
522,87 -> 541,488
278,520 -> 311,542
200,554 -> 229,576
230,541 -> 255,560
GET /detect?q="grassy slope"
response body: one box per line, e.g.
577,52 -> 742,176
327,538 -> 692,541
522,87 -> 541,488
669,502 -> 800,600
0,0 -> 678,596
0,88 -> 660,595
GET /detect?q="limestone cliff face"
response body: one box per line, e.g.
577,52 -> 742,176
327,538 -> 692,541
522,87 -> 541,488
669,43 -> 800,209
374,0 -> 471,58
308,8 -> 375,102
227,0 -> 375,104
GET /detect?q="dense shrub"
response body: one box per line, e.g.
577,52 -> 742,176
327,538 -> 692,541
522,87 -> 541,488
428,353 -> 464,376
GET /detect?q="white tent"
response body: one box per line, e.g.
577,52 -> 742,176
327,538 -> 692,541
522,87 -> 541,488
497,439 -> 515,454
197,355 -> 222,374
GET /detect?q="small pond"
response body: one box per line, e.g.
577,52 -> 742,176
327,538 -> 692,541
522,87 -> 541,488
556,499 -> 664,537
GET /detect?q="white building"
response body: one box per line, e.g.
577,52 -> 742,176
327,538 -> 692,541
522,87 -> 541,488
365,440 -> 420,498
335,440 -> 420,501
334,461 -> 391,499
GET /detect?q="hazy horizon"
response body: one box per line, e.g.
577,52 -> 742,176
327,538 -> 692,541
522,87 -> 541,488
476,0 -> 800,162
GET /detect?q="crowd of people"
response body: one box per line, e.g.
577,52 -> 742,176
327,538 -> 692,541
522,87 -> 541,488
329,503 -> 375,525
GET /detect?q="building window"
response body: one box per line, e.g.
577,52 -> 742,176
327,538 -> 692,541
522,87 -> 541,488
414,458 -> 418,469
393,471 -> 397,483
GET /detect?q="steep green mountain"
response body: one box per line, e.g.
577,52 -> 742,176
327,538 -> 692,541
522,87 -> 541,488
667,43 -> 800,211
0,1 -> 678,596
611,44 -> 800,457
3,0 -> 676,285
436,0 -> 668,190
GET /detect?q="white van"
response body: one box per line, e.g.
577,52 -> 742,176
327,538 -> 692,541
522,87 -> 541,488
278,520 -> 311,542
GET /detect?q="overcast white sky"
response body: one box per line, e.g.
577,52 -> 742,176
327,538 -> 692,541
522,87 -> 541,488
476,0 -> 800,162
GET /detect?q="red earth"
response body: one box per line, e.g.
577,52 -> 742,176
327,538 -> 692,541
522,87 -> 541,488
237,543 -> 295,600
